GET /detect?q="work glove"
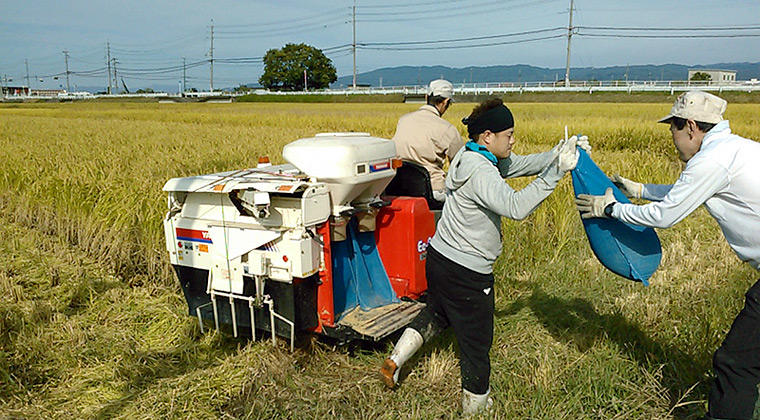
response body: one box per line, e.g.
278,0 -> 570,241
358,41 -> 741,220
554,135 -> 591,154
610,174 -> 643,199
556,135 -> 579,173
577,135 -> 591,154
576,187 -> 617,219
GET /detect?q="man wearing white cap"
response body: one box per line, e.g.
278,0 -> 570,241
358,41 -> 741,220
392,79 -> 463,203
576,91 -> 760,420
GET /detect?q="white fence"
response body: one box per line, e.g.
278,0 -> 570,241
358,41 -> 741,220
3,80 -> 759,100
318,80 -> 760,96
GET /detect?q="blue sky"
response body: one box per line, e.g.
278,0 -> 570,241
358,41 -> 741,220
1,0 -> 758,91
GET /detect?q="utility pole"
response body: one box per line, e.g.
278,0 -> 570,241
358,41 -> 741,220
112,58 -> 118,93
182,58 -> 187,93
564,0 -> 575,86
106,42 -> 112,94
209,20 -> 214,92
352,1 -> 356,90
304,69 -> 308,92
63,50 -> 71,92
25,59 -> 30,91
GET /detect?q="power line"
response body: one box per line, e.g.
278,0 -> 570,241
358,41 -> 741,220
108,33 -> 203,50
219,7 -> 349,29
215,15 -> 349,36
358,0 -> 468,9
357,0 -> 561,22
577,25 -> 760,31
575,25 -> 760,39
360,27 -> 565,47
578,33 -> 760,39
358,0 -> 553,13
214,21 -> 350,40
117,61 -> 206,74
360,34 -> 566,51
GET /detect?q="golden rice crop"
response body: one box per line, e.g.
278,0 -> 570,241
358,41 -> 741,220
1,99 -> 759,419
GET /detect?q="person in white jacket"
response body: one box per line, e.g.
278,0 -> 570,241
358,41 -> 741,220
576,91 -> 760,420
381,98 -> 589,415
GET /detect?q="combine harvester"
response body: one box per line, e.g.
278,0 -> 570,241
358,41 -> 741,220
163,133 -> 437,349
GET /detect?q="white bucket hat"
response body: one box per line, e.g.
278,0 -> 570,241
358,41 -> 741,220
658,91 -> 727,124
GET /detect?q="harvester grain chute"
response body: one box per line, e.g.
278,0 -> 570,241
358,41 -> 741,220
163,133 -> 436,349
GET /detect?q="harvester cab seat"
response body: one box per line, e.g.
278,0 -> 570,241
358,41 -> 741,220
384,160 -> 444,211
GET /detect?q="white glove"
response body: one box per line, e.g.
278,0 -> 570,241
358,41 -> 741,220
556,135 -> 579,173
576,187 -> 617,219
555,135 -> 590,153
611,174 -> 643,199
577,135 -> 591,154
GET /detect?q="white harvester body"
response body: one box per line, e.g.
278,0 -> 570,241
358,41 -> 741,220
162,133 -> 429,348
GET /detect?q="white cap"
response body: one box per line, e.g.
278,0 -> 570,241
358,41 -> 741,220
658,91 -> 727,124
428,79 -> 454,100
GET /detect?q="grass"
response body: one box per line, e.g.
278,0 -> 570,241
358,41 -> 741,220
0,100 -> 758,419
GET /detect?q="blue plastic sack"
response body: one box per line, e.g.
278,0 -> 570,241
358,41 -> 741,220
571,149 -> 662,285
331,218 -> 399,319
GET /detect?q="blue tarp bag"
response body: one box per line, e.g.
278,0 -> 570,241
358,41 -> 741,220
571,149 -> 662,285
331,218 -> 399,319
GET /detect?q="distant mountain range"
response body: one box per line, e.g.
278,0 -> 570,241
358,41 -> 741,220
71,62 -> 760,93
332,62 -> 760,88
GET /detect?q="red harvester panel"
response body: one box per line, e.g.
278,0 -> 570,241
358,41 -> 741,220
375,197 -> 435,300
314,221 -> 334,332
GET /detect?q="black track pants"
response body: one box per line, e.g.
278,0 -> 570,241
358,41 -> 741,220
409,246 -> 495,395
708,278 -> 760,420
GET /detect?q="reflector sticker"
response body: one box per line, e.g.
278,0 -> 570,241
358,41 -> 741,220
176,228 -> 212,244
277,185 -> 293,192
370,161 -> 390,172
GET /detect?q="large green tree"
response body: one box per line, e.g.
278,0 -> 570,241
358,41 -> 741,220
259,43 -> 337,91
690,71 -> 712,82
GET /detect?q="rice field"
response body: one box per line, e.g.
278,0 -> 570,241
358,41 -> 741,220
1,99 -> 759,419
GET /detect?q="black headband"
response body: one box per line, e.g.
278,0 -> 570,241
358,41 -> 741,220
463,104 -> 514,139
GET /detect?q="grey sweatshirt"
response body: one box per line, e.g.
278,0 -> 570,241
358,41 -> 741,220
430,146 -> 564,274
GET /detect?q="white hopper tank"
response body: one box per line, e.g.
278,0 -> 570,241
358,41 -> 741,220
282,133 -> 397,215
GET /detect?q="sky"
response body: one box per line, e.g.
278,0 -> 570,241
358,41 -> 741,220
1,0 -> 759,92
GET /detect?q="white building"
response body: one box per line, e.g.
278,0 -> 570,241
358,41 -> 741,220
688,69 -> 737,84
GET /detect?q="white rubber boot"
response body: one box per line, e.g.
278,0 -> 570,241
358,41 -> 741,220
462,388 -> 493,416
380,328 -> 423,388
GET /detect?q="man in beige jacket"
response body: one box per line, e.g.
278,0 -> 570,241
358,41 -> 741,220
392,79 -> 464,203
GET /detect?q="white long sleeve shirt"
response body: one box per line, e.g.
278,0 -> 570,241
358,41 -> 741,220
612,121 -> 760,270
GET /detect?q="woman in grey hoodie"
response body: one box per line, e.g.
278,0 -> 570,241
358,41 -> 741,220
380,98 -> 588,415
